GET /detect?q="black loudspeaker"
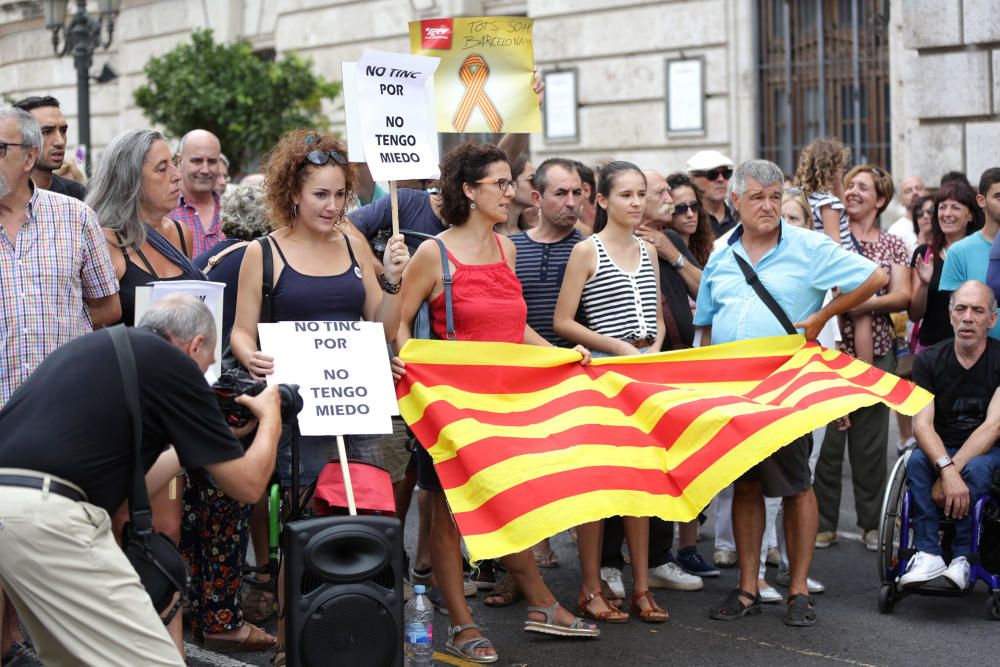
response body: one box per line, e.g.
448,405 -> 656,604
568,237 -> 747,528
284,516 -> 404,667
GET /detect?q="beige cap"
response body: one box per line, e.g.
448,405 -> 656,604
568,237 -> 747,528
686,150 -> 735,173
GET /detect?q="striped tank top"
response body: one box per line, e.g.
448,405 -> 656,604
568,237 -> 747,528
580,235 -> 659,342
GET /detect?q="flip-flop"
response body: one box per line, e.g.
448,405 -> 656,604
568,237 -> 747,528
445,623 -> 499,664
524,602 -> 600,638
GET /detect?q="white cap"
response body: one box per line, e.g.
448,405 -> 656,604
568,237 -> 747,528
686,150 -> 735,173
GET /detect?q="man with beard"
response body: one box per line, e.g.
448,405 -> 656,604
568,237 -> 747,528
12,96 -> 86,201
169,129 -> 225,256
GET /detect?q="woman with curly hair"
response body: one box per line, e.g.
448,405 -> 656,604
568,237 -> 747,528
665,172 -> 715,266
392,141 -> 599,663
229,129 -> 410,665
792,137 -> 852,249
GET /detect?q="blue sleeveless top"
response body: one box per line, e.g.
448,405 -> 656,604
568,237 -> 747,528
270,235 -> 366,322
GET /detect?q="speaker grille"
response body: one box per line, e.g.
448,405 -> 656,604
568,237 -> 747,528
301,592 -> 398,667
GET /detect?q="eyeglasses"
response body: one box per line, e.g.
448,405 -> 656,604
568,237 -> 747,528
693,167 -> 733,181
305,150 -> 348,166
476,178 -> 518,193
918,208 -> 933,217
0,142 -> 27,158
673,201 -> 701,216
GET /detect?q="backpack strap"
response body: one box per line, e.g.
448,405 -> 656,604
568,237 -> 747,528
401,230 -> 454,340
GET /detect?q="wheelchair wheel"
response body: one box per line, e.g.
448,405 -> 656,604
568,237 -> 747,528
877,454 -> 911,584
878,584 -> 895,613
988,592 -> 1000,621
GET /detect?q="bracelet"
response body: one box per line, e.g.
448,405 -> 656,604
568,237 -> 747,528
379,272 -> 402,294
672,254 -> 686,270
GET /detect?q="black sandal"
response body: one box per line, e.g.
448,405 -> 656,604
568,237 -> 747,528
709,588 -> 762,621
783,593 -> 816,627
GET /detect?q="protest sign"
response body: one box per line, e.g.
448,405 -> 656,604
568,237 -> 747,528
257,321 -> 397,436
410,17 -> 541,134
135,280 -> 225,381
353,49 -> 440,182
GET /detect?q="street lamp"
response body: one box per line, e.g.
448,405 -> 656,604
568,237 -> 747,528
43,0 -> 122,175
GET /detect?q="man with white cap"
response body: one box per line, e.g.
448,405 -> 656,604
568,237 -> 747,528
687,150 -> 738,236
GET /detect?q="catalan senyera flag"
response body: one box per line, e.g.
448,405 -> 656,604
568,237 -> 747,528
396,335 -> 932,561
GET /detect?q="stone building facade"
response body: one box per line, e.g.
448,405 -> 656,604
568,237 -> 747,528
0,0 -> 997,187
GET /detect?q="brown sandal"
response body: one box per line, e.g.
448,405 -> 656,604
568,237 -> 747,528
483,574 -> 523,607
631,590 -> 669,623
204,622 -> 277,652
576,591 -> 629,623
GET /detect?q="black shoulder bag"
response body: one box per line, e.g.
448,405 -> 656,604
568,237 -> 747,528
108,325 -> 189,624
733,254 -> 798,335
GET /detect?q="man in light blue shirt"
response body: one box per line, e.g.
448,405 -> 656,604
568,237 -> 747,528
696,159 -> 887,627
947,167 -> 1000,339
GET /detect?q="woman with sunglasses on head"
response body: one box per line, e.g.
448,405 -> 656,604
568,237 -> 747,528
908,182 -> 982,355
554,161 -> 670,627
813,165 -> 911,552
391,142 -> 599,663
229,130 -> 409,666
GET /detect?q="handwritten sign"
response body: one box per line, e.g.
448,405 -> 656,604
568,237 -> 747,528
351,49 -> 440,182
257,321 -> 397,436
410,17 -> 541,134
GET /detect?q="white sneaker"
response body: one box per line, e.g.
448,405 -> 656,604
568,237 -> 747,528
943,556 -> 970,590
463,577 -> 477,597
647,561 -> 703,591
899,551 -> 947,589
864,529 -> 879,552
600,566 -> 626,599
775,570 -> 826,594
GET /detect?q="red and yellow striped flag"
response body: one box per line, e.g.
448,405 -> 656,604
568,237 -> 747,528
396,335 -> 932,561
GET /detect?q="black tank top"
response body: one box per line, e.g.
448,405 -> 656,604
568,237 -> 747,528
270,235 -> 366,323
116,221 -> 196,326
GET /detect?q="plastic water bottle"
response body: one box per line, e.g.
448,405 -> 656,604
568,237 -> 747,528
404,584 -> 433,666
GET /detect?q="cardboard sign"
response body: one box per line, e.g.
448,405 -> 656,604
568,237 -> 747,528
135,280 -> 225,382
351,49 -> 441,182
257,321 -> 397,436
410,17 -> 541,134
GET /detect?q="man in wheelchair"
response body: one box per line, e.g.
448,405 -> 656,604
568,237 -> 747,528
905,280 -> 1000,590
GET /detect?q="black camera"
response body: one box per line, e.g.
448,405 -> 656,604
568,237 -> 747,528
212,368 -> 303,428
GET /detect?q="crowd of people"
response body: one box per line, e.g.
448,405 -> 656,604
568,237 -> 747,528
1,86 -> 1000,667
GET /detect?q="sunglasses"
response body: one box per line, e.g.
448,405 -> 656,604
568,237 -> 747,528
693,167 -> 733,181
304,150 -> 348,166
673,201 -> 701,216
426,187 -> 441,195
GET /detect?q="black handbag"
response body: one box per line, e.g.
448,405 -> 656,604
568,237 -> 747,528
108,325 -> 189,624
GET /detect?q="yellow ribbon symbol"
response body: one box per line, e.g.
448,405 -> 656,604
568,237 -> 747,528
453,55 -> 503,133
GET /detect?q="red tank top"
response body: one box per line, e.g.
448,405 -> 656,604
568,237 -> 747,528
429,233 -> 527,343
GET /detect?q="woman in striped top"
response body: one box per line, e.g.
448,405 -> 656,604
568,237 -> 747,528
554,161 -> 668,624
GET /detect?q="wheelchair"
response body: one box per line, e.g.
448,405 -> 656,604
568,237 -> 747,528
876,450 -> 1000,619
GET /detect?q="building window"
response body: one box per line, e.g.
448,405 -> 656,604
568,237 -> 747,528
757,0 -> 890,172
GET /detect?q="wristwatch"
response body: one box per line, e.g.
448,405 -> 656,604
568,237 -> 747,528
672,254 -> 686,270
934,455 -> 954,472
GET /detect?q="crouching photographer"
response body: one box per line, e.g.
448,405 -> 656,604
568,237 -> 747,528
0,295 -> 281,667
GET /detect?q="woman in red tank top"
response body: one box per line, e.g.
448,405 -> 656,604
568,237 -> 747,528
393,143 -> 598,663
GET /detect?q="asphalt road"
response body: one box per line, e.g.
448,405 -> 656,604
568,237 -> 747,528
187,420 -> 1000,667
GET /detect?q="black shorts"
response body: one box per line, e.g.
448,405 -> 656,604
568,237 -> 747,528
415,440 -> 444,492
739,433 -> 813,498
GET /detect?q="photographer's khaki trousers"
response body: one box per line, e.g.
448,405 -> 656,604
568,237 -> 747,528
0,472 -> 184,667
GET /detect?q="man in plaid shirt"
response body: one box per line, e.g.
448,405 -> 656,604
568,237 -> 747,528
0,106 -> 120,664
168,129 -> 225,257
